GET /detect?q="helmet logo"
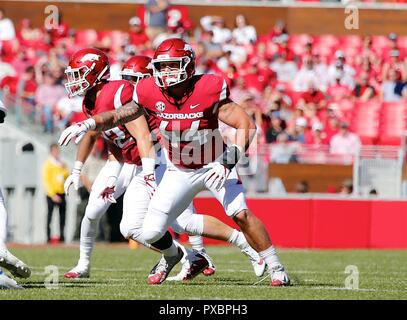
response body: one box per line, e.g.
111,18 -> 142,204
80,54 -> 100,63
155,101 -> 166,112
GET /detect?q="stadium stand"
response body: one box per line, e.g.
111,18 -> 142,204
0,2 -> 406,168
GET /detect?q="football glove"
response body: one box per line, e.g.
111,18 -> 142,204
64,161 -> 83,195
58,118 -> 96,146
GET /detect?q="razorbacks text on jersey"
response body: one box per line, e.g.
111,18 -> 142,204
82,80 -> 155,165
134,74 -> 229,169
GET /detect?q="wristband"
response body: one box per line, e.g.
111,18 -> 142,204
141,157 -> 156,174
105,160 -> 123,186
73,160 -> 84,173
84,118 -> 96,130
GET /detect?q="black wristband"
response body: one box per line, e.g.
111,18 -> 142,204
221,145 -> 242,170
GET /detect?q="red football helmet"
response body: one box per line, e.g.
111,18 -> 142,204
65,48 -> 110,97
120,55 -> 152,84
151,38 -> 195,88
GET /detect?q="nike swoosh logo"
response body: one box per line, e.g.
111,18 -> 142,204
190,104 -> 200,109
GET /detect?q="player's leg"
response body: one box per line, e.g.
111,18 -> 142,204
58,196 -> 67,243
46,196 -> 55,242
121,168 -> 208,284
210,168 -> 290,286
120,167 -> 153,249
0,187 -> 31,279
142,168 -> 208,284
169,204 -> 265,280
154,158 -> 212,271
65,163 -> 135,278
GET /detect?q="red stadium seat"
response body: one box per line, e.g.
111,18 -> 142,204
335,99 -> 354,120
288,34 -> 313,47
340,35 -> 362,48
75,29 -> 98,47
378,101 -> 407,145
350,100 -> 382,144
313,35 -> 340,49
398,36 -> 407,49
289,41 -> 308,56
98,30 -> 127,50
312,43 -> 334,60
372,35 -> 390,50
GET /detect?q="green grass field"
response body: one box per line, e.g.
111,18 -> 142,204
1,244 -> 407,300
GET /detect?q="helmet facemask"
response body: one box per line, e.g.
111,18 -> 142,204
120,69 -> 151,84
64,63 -> 108,97
152,56 -> 191,88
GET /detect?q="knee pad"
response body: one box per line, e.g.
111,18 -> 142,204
173,214 -> 204,236
119,221 -> 132,239
120,222 -> 142,241
142,229 -> 165,244
120,224 -> 151,248
85,202 -> 108,221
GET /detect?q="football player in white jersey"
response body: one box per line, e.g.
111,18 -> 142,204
0,100 -> 31,289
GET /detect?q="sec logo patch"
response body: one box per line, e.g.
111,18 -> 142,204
156,101 -> 166,112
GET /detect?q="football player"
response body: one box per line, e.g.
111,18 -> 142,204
59,39 -> 290,286
61,48 -> 210,283
63,54 -> 265,281
0,100 -> 31,289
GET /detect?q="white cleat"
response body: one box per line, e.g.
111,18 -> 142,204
0,270 -> 23,289
241,246 -> 267,277
64,266 -> 90,279
270,264 -> 290,286
166,248 -> 209,282
0,249 -> 31,279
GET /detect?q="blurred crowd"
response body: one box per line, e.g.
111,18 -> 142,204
1,5 -> 407,164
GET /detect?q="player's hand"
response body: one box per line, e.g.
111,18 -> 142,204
58,119 -> 96,146
141,158 -> 157,199
99,186 -> 116,204
51,194 -> 62,203
64,170 -> 81,195
144,173 -> 157,199
203,162 -> 231,192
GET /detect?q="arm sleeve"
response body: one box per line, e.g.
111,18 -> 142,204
212,77 -> 230,114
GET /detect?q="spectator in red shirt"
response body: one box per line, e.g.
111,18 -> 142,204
243,63 -> 269,94
47,12 -> 69,44
128,16 -> 150,50
353,71 -> 376,101
15,66 -> 37,121
359,36 -> 380,64
267,20 -> 288,44
297,80 -> 327,114
17,18 -> 43,49
324,112 -> 340,142
263,84 -> 293,122
305,122 -> 329,146
16,66 -> 36,103
275,34 -> 297,62
382,49 -> 407,82
356,57 -> 381,87
327,70 -> 352,101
